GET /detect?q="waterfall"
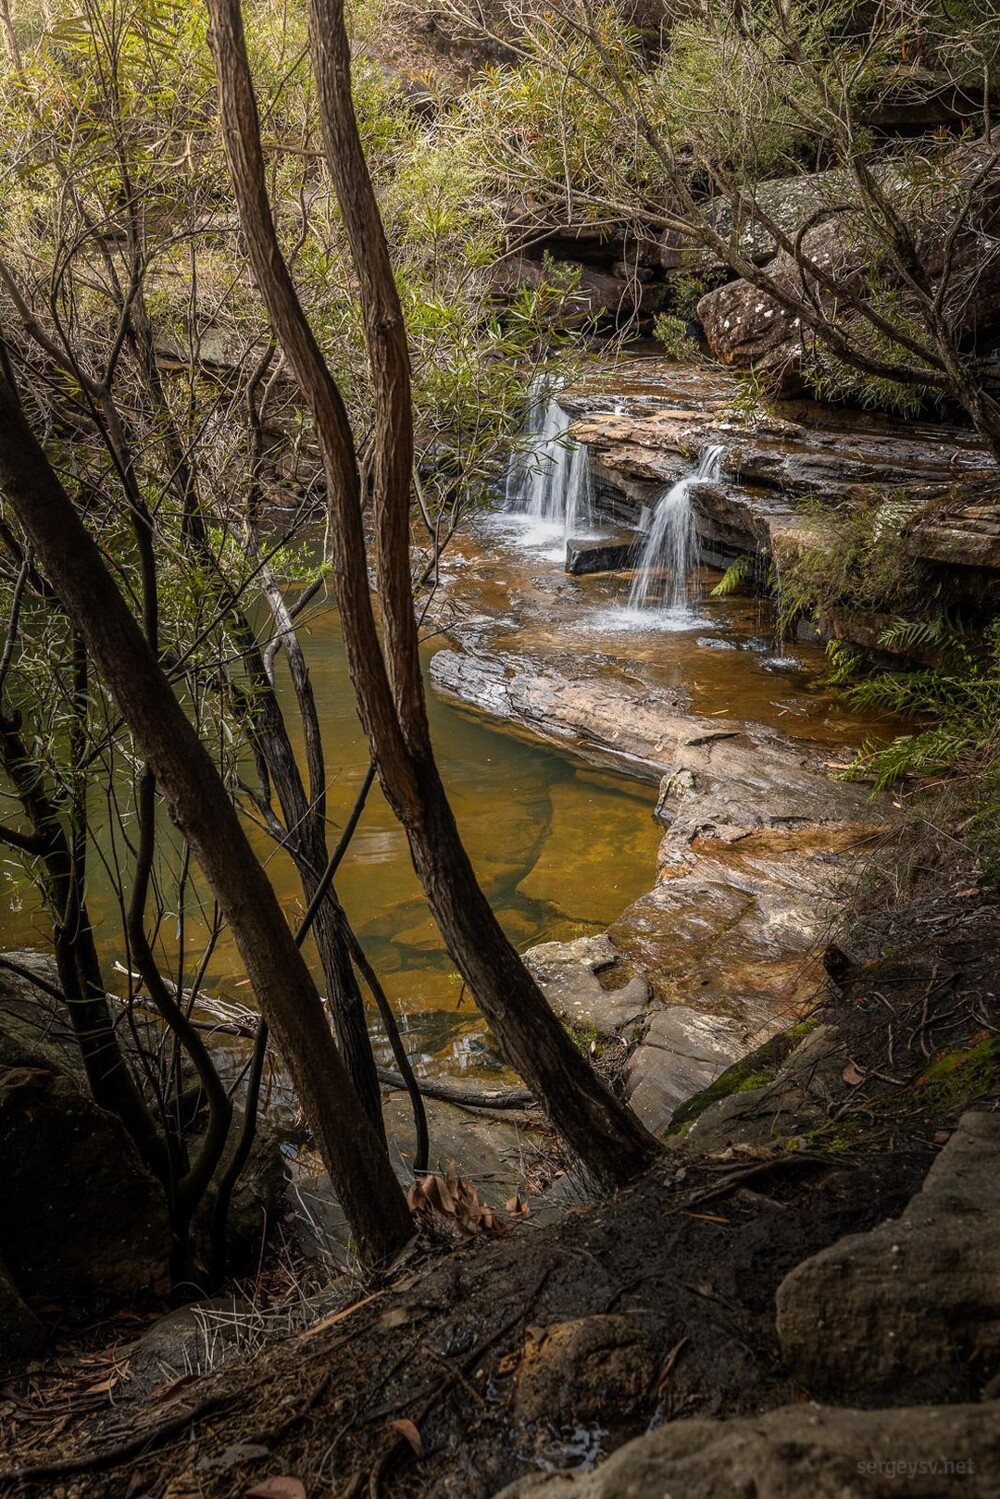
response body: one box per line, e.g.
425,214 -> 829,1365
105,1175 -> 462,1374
505,383 -> 595,543
627,446 -> 723,613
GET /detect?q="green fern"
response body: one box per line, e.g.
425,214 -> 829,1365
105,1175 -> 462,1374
877,614 -> 964,657
824,639 -> 865,685
841,624 -> 1000,792
710,556 -> 753,598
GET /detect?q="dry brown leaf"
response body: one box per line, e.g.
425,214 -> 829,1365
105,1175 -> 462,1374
391,1418 -> 424,1457
245,1478 -> 307,1499
83,1375 -> 119,1395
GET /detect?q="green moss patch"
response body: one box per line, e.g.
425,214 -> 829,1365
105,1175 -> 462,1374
667,1019 -> 818,1133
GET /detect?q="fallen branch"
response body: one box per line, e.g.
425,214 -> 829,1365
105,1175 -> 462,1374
375,1067 -> 534,1111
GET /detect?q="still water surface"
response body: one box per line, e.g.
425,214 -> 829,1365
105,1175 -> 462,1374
0,515 -> 884,1077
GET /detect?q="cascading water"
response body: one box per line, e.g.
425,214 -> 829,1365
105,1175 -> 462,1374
626,445 -> 723,615
504,382 -> 595,549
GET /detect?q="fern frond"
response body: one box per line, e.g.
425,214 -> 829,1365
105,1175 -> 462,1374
710,556 -> 752,598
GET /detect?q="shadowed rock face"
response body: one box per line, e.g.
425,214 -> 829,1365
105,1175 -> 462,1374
492,1401 -> 1000,1498
776,1109 -> 1000,1405
0,963 -> 171,1305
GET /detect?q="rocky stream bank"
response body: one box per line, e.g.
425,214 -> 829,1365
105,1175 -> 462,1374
3,361 -> 1000,1496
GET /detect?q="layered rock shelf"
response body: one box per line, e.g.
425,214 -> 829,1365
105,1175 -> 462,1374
557,363 -> 999,575
429,505 -> 889,1138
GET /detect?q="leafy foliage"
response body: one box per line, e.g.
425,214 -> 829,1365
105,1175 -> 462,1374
710,555 -> 752,597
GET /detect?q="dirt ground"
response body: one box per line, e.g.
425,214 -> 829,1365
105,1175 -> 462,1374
2,805 -> 997,1499
0,1138 -> 933,1499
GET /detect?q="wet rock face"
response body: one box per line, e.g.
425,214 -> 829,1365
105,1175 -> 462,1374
776,1109 -> 1000,1404
565,370 -> 996,576
608,727 -> 886,1135
493,1401 -> 1000,1498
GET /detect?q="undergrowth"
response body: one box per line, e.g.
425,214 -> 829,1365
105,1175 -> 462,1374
774,492 -> 937,634
764,494 -> 1000,866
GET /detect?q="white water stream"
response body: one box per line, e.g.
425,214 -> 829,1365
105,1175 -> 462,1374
504,383 -> 596,553
625,445 -> 724,617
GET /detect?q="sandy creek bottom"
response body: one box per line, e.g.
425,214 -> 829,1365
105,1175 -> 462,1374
0,518 -> 888,1083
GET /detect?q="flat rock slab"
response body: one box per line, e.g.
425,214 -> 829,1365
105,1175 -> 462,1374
493,1401 -> 1000,1498
522,935 -> 650,1037
657,728 -> 880,841
626,1006 -> 747,1135
429,649 -> 691,779
776,1108 -> 1000,1403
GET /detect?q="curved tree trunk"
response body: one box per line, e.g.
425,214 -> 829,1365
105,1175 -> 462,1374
0,361 -> 414,1270
205,0 -> 661,1186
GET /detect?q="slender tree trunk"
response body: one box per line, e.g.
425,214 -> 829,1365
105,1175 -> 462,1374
239,668 -> 386,1136
0,360 -> 414,1269
0,715 -> 169,1177
205,0 -> 661,1185
124,306 -> 387,1130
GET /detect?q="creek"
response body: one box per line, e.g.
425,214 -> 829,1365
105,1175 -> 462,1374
0,360 -> 896,1086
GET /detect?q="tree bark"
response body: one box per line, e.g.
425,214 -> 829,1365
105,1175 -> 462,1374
205,0 -> 661,1185
0,359 -> 414,1269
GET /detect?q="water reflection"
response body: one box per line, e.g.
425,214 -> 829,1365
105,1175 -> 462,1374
0,600 -> 660,1075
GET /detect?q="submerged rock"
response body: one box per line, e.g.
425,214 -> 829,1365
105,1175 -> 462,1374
776,1108 -> 1000,1404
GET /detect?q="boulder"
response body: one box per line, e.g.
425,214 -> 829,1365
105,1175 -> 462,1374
0,1061 -> 170,1299
696,137 -> 1000,386
118,1296 -> 251,1401
776,1109 -> 1000,1403
565,533 -> 640,576
902,490 -> 1000,570
680,1025 -> 844,1152
513,1314 -> 659,1430
0,1256 -> 46,1377
522,935 -> 649,1038
696,218 -> 861,384
0,957 -> 170,1303
664,167 -> 857,276
492,1401 -> 1000,1497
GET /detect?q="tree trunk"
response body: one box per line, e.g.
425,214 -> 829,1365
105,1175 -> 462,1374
205,0 -> 661,1186
0,362 -> 414,1269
